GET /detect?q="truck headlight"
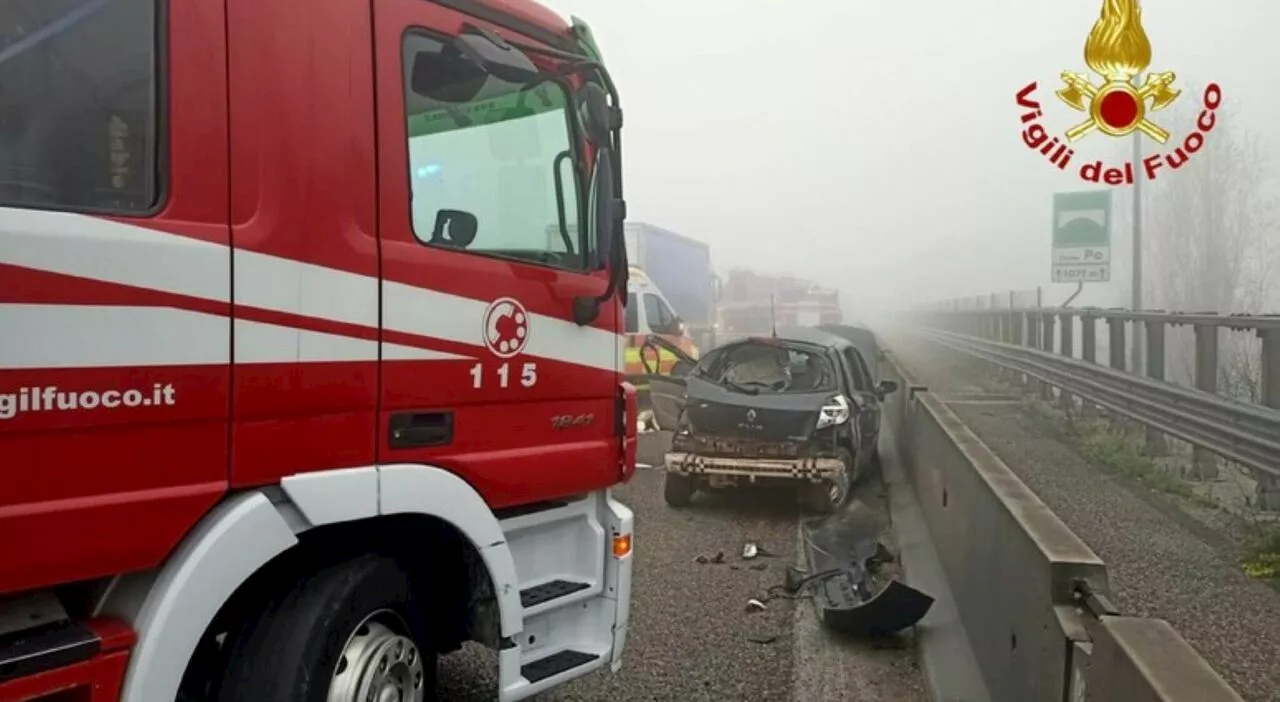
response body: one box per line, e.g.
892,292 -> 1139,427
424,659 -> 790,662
815,394 -> 850,430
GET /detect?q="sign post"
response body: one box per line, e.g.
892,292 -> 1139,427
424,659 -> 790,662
1051,190 -> 1112,283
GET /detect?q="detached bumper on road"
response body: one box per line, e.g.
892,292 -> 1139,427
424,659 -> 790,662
664,452 -> 844,481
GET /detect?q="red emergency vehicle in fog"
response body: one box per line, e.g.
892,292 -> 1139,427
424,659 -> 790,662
0,1 -> 635,701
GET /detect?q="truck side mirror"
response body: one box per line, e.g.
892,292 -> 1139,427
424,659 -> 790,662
593,148 -> 618,268
579,82 -> 616,146
573,147 -> 624,325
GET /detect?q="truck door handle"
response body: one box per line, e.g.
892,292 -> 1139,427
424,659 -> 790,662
388,411 -> 454,449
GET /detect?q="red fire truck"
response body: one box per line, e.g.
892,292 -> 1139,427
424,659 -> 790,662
717,268 -> 843,339
0,1 -> 635,701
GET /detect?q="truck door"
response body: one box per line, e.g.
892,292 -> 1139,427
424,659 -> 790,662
373,0 -> 621,507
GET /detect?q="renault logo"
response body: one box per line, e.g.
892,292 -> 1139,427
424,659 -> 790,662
746,409 -> 757,422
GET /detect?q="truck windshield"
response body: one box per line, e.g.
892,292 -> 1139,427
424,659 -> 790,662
0,0 -> 158,213
403,32 -> 585,271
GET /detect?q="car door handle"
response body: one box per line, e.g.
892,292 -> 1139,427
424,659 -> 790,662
388,411 -> 454,449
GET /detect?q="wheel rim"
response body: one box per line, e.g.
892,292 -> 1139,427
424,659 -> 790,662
328,610 -> 426,702
828,465 -> 852,506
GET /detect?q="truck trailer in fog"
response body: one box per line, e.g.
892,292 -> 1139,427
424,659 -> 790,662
624,222 -> 717,349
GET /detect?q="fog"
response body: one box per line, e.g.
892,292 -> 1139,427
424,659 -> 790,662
541,0 -> 1280,322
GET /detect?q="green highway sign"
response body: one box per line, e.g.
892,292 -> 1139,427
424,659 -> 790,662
1052,190 -> 1112,283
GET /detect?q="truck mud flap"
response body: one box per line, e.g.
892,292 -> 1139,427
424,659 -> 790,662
797,508 -> 934,637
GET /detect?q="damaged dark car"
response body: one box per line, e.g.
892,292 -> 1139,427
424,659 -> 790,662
649,328 -> 898,514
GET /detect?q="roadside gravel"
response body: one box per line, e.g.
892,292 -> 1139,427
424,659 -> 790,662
892,337 -> 1280,701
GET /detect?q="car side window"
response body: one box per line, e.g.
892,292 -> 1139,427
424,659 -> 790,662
851,349 -> 876,388
643,293 -> 676,334
625,293 -> 638,333
655,296 -> 678,332
831,350 -> 857,393
842,348 -> 869,391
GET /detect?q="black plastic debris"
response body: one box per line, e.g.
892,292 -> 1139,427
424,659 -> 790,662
795,507 -> 934,637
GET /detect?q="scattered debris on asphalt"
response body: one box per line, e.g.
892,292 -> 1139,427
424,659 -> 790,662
742,541 -> 780,560
747,634 -> 778,645
789,507 -> 935,637
745,598 -> 767,613
694,551 -> 726,565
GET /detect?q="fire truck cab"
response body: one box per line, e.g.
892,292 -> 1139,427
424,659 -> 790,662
0,1 -> 634,701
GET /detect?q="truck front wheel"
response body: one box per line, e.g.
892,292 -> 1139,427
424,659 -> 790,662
216,554 -> 438,702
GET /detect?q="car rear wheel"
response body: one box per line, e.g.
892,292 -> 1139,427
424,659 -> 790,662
802,448 -> 854,514
664,472 -> 696,507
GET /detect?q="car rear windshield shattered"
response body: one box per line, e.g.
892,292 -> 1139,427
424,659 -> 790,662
708,342 -> 836,394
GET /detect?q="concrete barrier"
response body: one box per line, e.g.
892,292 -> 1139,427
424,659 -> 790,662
880,348 -> 1244,702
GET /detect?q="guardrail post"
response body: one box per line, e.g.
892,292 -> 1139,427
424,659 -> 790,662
1080,314 -> 1098,418
1026,312 -> 1041,393
1041,313 -> 1056,402
1059,312 -> 1075,412
1107,318 -> 1126,372
1144,320 -> 1168,456
1190,324 -> 1220,480
1104,318 -> 1126,424
1257,328 -> 1280,510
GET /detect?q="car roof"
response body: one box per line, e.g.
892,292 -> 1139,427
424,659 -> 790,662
748,326 -> 854,352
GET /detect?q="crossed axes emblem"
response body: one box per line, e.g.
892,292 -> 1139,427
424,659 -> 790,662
1055,70 -> 1181,143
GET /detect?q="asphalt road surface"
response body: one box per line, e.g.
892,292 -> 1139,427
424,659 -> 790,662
891,336 -> 1280,701
436,432 -> 928,701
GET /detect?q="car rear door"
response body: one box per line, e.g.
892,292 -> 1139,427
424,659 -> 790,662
843,347 -> 882,447
640,335 -> 699,431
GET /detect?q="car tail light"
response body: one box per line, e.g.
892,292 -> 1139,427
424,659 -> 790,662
617,381 -> 638,482
815,394 -> 851,429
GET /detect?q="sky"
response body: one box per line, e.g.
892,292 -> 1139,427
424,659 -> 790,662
537,0 -> 1280,319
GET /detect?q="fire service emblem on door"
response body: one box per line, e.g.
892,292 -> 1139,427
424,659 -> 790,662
483,297 -> 530,358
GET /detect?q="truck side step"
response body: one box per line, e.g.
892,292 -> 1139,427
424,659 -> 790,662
520,649 -> 599,684
0,620 -> 99,683
519,579 -> 591,609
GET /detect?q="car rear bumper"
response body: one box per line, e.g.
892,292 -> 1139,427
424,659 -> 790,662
664,451 -> 844,481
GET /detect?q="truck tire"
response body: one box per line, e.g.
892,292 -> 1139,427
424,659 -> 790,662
802,448 -> 854,515
215,554 -> 438,702
664,472 -> 696,507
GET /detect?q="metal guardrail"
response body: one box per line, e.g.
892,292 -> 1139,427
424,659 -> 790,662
914,302 -> 1280,509
879,347 -> 1245,702
910,326 -> 1280,480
